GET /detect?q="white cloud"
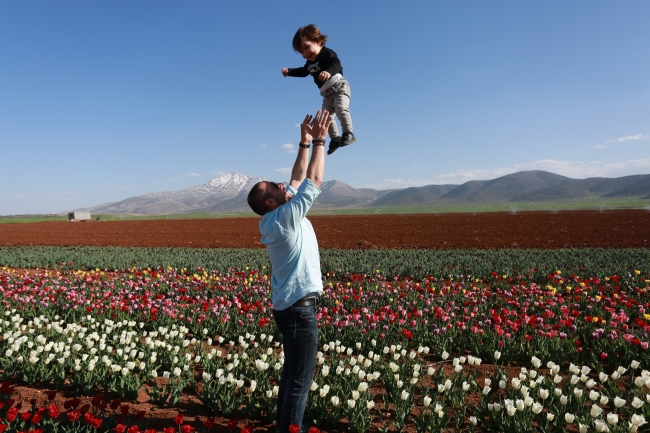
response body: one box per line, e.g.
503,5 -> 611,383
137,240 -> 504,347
260,144 -> 267,147
607,134 -> 648,144
183,173 -> 201,177
281,143 -> 296,153
594,145 -> 606,149
275,167 -> 292,174
357,158 -> 650,189
211,170 -> 225,176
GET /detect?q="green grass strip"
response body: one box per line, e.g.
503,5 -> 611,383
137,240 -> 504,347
1,246 -> 649,282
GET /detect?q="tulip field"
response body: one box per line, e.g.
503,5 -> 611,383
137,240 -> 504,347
1,245 -> 650,432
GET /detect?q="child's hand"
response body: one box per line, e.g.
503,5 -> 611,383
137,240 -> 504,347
318,71 -> 331,82
282,68 -> 289,77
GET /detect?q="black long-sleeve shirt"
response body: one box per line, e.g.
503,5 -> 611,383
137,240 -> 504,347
287,47 -> 343,88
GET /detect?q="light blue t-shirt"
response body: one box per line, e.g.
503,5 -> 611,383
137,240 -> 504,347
260,178 -> 323,310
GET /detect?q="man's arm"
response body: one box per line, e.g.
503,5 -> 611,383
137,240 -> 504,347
305,110 -> 331,188
289,114 -> 314,190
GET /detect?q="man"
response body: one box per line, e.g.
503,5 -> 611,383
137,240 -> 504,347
247,110 -> 332,433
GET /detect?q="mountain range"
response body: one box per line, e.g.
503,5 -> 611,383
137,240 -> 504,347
77,171 -> 650,215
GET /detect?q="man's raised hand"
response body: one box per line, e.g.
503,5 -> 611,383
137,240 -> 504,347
309,110 -> 333,140
300,114 -> 314,145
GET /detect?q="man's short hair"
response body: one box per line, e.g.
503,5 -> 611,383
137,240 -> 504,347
248,182 -> 269,216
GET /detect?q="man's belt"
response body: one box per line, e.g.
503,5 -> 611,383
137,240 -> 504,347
292,296 -> 318,308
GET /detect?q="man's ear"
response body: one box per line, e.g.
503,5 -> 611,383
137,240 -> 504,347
265,197 -> 276,210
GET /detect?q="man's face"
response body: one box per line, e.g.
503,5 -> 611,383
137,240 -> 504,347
263,181 -> 292,208
299,40 -> 322,61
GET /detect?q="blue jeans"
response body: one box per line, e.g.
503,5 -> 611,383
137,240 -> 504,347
273,304 -> 319,433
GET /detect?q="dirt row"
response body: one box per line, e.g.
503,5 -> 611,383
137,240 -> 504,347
1,210 -> 649,249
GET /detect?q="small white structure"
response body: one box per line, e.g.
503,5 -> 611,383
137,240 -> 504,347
68,211 -> 91,221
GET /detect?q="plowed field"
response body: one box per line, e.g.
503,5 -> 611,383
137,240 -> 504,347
1,210 -> 649,249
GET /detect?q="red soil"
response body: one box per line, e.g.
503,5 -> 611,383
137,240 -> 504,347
0,210 -> 649,249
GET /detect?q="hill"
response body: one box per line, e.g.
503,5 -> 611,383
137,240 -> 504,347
71,171 -> 650,215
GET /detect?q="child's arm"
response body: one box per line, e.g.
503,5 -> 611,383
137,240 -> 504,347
320,49 -> 342,77
283,66 -> 310,77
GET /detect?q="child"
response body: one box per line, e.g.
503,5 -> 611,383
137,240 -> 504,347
282,24 -> 355,155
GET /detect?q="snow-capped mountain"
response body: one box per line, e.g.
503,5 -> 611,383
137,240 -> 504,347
88,172 -> 266,214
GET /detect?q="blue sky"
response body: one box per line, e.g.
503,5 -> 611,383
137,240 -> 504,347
1,1 -> 649,215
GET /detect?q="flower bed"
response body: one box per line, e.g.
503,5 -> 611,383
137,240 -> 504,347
1,266 -> 649,432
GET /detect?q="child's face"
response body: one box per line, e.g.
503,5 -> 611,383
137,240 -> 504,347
299,40 -> 322,61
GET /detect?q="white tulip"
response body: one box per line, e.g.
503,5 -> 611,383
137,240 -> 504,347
547,413 -> 555,421
532,402 -> 543,414
614,397 -> 626,408
590,404 -> 603,418
516,399 -> 525,411
401,390 -> 409,401
423,396 -> 432,407
632,396 -> 644,409
606,413 -> 618,425
578,423 -> 587,433
594,419 -> 607,432
630,414 -> 647,427
565,413 -> 575,423
331,396 -> 339,406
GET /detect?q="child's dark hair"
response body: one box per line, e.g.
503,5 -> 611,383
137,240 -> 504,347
292,24 -> 328,52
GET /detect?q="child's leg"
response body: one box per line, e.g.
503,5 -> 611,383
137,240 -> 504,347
321,96 -> 340,139
333,81 -> 352,134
